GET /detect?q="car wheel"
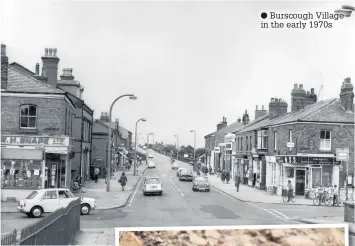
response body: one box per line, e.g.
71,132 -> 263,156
30,206 -> 43,218
206,189 -> 210,192
81,204 -> 91,215
160,192 -> 163,196
143,192 -> 146,196
192,186 -> 195,191
26,212 -> 32,218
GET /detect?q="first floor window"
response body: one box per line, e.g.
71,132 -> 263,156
20,105 -> 37,128
320,130 -> 331,150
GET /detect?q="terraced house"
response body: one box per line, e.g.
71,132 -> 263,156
1,45 -> 75,201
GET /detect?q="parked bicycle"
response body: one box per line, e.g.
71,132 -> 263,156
282,187 -> 295,203
313,189 -> 331,206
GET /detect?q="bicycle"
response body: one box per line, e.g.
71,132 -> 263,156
313,190 -> 331,206
282,189 -> 296,203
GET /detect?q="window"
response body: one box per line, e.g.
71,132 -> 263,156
246,136 -> 249,151
322,166 -> 333,187
2,160 -> 42,189
241,137 -> 243,151
43,190 -> 58,199
274,131 -> 277,150
288,129 -> 292,142
257,130 -> 268,150
320,130 -> 331,150
20,105 -> 37,128
26,191 -> 38,199
285,167 -> 294,178
312,168 -> 322,188
65,108 -> 68,135
237,138 -> 240,150
250,136 -> 252,150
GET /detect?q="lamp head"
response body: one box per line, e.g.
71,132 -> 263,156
141,118 -> 146,122
129,95 -> 137,100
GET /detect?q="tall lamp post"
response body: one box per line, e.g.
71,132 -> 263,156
134,118 -> 147,176
146,132 -> 154,161
173,135 -> 179,160
190,130 -> 196,161
106,94 -> 137,192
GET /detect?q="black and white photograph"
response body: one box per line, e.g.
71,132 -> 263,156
1,0 -> 354,245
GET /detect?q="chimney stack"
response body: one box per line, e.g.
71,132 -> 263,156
269,97 -> 288,120
35,63 -> 40,75
41,48 -> 60,88
255,104 -> 268,119
1,44 -> 8,90
340,77 -> 354,112
221,117 -> 227,128
237,118 -> 241,123
100,112 -> 110,122
291,83 -> 317,112
242,109 -> 250,125
60,68 -> 75,80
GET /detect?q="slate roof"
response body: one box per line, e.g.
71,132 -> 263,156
7,66 -> 64,94
103,122 -> 131,138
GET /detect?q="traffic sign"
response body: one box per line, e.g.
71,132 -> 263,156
336,148 -> 349,161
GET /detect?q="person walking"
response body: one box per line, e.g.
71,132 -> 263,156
287,180 -> 294,202
119,172 -> 128,191
332,184 -> 340,206
94,167 -> 100,183
235,174 -> 241,192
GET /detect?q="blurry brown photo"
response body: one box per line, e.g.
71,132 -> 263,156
119,228 -> 346,246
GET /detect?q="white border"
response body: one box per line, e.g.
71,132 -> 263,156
115,223 -> 349,246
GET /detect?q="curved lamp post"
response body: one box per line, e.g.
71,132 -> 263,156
107,94 -> 137,192
134,118 -> 147,176
190,130 -> 196,161
147,132 -> 154,149
173,134 -> 179,160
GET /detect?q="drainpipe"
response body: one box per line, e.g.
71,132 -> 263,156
89,110 -> 94,180
79,105 -> 84,181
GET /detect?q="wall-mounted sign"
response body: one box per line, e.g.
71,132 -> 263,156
277,155 -> 340,165
225,143 -> 232,150
265,156 -> 276,163
214,147 -> 220,153
336,148 -> 349,162
1,135 -> 72,147
286,142 -> 295,148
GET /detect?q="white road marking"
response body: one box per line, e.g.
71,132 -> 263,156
270,209 -> 290,219
170,179 -> 185,197
127,174 -> 144,208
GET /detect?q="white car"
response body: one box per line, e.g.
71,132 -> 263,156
17,188 -> 96,218
172,162 -> 180,170
148,160 -> 156,168
148,154 -> 154,158
143,177 -> 163,196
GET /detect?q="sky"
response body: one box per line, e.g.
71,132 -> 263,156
1,0 -> 354,148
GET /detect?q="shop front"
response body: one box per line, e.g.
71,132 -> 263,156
265,156 -> 282,195
235,157 -> 250,185
1,135 -> 74,201
275,154 -> 340,196
213,147 -> 220,171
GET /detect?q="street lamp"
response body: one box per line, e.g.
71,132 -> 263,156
134,118 -> 147,176
106,94 -> 137,192
190,130 -> 196,161
147,132 -> 154,149
173,134 -> 179,160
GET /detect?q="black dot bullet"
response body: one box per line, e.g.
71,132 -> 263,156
261,12 -> 267,19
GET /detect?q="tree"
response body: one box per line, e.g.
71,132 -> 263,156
195,148 -> 208,158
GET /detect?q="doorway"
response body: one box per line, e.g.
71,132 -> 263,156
295,169 -> 306,195
253,173 -> 256,187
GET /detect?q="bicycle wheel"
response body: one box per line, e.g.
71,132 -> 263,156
309,190 -> 316,199
323,196 -> 332,206
313,197 -> 320,206
291,196 -> 295,203
282,195 -> 289,203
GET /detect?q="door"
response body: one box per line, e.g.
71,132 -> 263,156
40,190 -> 59,212
58,189 -> 74,208
295,170 -> 306,195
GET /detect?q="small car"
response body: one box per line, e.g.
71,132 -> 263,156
148,154 -> 154,158
176,168 -> 186,177
179,169 -> 193,181
172,162 -> 180,170
189,161 -> 193,166
17,188 -> 96,218
192,176 -> 210,192
148,160 -> 156,168
143,177 -> 163,196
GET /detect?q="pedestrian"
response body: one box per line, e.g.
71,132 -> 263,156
94,166 -> 100,183
119,172 -> 128,191
287,180 -> 293,202
332,184 -> 339,206
235,174 -> 241,192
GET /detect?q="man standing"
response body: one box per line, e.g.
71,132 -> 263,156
94,166 -> 100,183
235,173 -> 241,192
287,180 -> 294,202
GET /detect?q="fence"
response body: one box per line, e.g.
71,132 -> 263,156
1,198 -> 81,245
1,229 -> 17,245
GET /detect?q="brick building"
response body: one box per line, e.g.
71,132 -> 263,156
57,69 -> 94,183
1,45 -> 75,201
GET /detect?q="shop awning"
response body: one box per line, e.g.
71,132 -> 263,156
45,146 -> 69,155
1,147 -> 44,160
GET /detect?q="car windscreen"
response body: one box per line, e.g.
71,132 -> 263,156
195,178 -> 207,182
145,178 -> 160,184
181,170 -> 192,175
26,191 -> 38,199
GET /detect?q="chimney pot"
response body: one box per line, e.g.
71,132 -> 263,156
35,63 -> 40,75
311,88 -> 314,94
45,48 -> 49,56
294,84 -> 298,89
53,48 -> 57,57
345,77 -> 351,84
279,98 -> 282,102
262,105 -> 264,110
1,44 -> 6,56
271,98 -> 274,102
256,105 -> 258,110
299,84 -> 304,89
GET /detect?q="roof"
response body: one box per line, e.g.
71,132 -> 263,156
102,122 -> 131,137
7,65 -> 64,94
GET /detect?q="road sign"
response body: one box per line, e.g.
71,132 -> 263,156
336,148 -> 349,161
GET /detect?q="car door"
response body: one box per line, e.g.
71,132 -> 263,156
58,189 -> 72,208
40,190 -> 59,212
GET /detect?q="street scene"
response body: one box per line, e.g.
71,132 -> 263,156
1,1 -> 355,246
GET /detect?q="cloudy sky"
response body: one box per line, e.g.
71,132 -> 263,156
1,0 -> 354,148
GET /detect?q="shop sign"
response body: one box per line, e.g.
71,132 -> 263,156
1,135 -> 72,147
336,148 -> 349,162
265,156 -> 276,163
214,147 -> 220,153
277,155 -> 340,165
286,142 -> 295,148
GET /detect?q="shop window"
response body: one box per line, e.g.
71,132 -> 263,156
285,167 -> 294,179
320,130 -> 331,150
312,168 -> 322,188
43,190 -> 58,199
20,105 -> 37,128
322,165 -> 333,187
256,162 -> 261,181
241,137 -> 243,151
1,160 -> 42,189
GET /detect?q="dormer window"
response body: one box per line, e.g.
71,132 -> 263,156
20,105 -> 37,129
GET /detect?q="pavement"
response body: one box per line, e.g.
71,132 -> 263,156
71,228 -> 115,246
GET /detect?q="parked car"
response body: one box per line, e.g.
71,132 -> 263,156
17,188 -> 96,218
189,161 -> 193,166
148,154 -> 154,158
176,168 -> 186,177
192,176 -> 210,192
179,169 -> 193,181
148,160 -> 156,168
143,177 -> 163,196
172,162 -> 180,170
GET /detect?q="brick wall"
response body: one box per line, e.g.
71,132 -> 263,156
344,201 -> 355,222
235,131 -> 256,155
1,95 -> 73,135
270,123 -> 354,175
